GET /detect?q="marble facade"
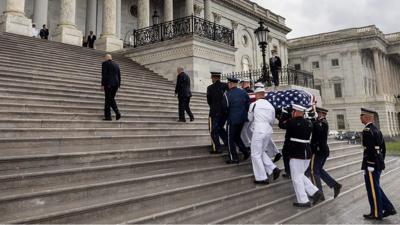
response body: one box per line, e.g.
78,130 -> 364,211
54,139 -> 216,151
288,25 -> 400,137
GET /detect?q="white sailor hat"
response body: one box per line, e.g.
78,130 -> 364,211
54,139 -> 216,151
254,82 -> 264,88
292,104 -> 307,112
241,78 -> 250,83
254,87 -> 266,94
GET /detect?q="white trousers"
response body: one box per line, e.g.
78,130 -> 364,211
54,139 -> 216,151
290,158 -> 319,203
251,131 -> 277,181
242,122 -> 280,157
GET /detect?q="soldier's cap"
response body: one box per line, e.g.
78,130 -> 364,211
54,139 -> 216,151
361,108 -> 376,117
254,82 -> 264,88
254,87 -> 266,94
292,104 -> 307,112
210,72 -> 222,77
241,78 -> 250,83
316,107 -> 329,114
227,76 -> 240,83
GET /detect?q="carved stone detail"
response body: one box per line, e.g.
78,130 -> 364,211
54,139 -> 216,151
193,4 -> 203,16
213,12 -> 222,24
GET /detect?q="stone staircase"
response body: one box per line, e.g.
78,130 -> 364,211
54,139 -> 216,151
0,32 -> 399,224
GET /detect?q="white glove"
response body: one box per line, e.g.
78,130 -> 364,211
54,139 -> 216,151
367,167 -> 375,172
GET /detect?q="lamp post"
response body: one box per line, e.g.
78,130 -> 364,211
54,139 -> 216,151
152,10 -> 160,25
254,19 -> 271,86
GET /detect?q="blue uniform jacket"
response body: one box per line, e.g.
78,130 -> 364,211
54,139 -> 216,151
222,87 -> 250,125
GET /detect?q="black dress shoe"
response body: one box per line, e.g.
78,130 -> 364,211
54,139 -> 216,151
254,179 -> 269,185
210,150 -> 223,154
103,118 -> 112,121
226,159 -> 239,164
363,214 -> 382,220
190,117 -> 195,122
273,153 -> 282,163
333,183 -> 342,198
311,190 -> 323,204
383,209 -> 397,218
116,113 -> 121,121
282,173 -> 291,179
177,119 -> 186,123
293,202 -> 312,207
272,167 -> 281,180
243,152 -> 250,161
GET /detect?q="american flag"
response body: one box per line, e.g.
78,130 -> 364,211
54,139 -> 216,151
249,89 -> 314,111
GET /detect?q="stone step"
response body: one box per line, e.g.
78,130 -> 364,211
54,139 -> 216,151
0,127 -> 210,139
277,160 -> 400,224
0,85 -> 207,105
1,151 -> 365,224
207,157 -> 399,224
0,110 -> 209,122
0,95 -> 209,112
0,161 -> 252,223
0,103 -> 209,117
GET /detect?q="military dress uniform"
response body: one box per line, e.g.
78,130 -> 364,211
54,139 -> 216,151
248,88 -> 281,184
361,108 -> 396,220
222,77 -> 250,164
309,107 -> 342,200
287,104 -> 322,207
207,72 -> 229,153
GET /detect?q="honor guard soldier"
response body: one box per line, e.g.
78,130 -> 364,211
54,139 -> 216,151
207,72 -> 229,154
287,104 -> 322,207
222,76 -> 250,164
309,107 -> 342,201
248,87 -> 281,184
360,108 -> 396,220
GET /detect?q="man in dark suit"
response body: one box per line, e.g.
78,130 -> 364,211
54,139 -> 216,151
360,108 -> 396,220
207,72 -> 229,154
269,49 -> 282,86
101,54 -> 121,121
222,76 -> 250,164
175,67 -> 194,122
39,24 -> 49,39
87,31 -> 97,49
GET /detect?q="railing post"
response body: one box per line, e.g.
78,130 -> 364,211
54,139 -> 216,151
192,15 -> 195,35
213,22 -> 216,41
133,29 -> 137,47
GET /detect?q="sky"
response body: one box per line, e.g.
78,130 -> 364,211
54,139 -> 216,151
250,0 -> 400,39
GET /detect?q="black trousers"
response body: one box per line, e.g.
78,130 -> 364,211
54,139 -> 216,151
209,116 -> 228,152
104,86 -> 119,119
271,69 -> 279,86
178,97 -> 194,121
227,123 -> 247,161
282,147 -> 291,175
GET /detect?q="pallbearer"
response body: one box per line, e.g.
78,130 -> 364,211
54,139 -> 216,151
309,107 -> 342,201
360,108 -> 397,220
207,72 -> 229,154
287,104 -> 322,207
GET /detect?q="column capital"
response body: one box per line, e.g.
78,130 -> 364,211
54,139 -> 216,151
0,0 -> 32,36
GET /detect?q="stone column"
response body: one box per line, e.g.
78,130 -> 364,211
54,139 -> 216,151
33,0 -> 48,27
85,0 -> 97,37
164,0 -> 173,22
138,0 -> 150,29
380,53 -> 390,95
372,48 -> 384,95
185,0 -> 194,16
96,0 -> 123,51
116,0 -> 121,38
52,0 -> 83,46
204,0 -> 212,21
0,0 -> 32,36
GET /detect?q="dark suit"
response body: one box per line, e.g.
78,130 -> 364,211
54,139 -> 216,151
362,123 -> 394,219
309,118 -> 339,193
87,35 -> 97,48
222,87 -> 250,161
207,80 -> 228,152
269,56 -> 282,86
39,28 -> 49,39
175,72 -> 193,121
102,59 -> 121,119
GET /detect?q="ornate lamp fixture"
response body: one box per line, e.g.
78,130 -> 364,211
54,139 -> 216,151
152,10 -> 160,25
254,19 -> 271,86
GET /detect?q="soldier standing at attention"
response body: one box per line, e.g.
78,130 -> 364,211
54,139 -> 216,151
222,76 -> 250,164
207,72 -> 229,154
360,108 -> 396,220
309,107 -> 342,201
287,104 -> 322,207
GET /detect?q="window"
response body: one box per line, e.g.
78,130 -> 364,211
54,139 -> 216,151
315,85 -> 322,96
294,64 -> 301,70
312,61 -> 320,69
334,83 -> 342,98
331,59 -> 339,67
337,114 -> 346,130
